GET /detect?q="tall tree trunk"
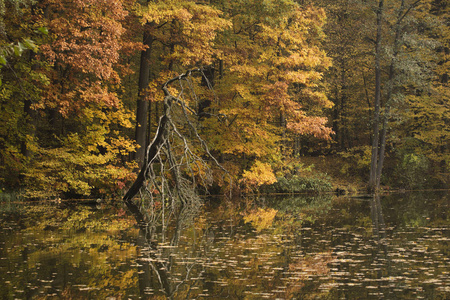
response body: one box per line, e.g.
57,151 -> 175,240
332,83 -> 340,150
340,60 -> 347,150
374,0 -> 408,189
369,0 -> 384,193
376,106 -> 389,188
135,27 -> 154,168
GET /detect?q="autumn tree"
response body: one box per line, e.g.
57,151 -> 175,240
132,0 -> 230,168
0,0 -> 143,197
0,0 -> 48,188
392,0 -> 449,188
123,68 -> 225,231
200,0 -> 333,188
317,0 -> 446,191
367,0 -> 444,191
27,0 -> 143,197
318,0 -> 374,152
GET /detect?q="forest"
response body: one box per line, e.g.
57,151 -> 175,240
0,0 -> 449,200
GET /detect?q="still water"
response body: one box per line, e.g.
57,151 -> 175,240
0,192 -> 448,299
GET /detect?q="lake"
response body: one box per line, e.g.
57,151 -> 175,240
0,191 -> 448,299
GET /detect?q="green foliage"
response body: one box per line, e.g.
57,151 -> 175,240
0,191 -> 24,213
267,174 -> 332,194
272,194 -> 333,228
338,146 -> 372,177
258,158 -> 333,193
0,1 -> 51,191
394,152 -> 431,190
0,0 -> 41,73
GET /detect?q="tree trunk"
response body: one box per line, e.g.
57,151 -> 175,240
134,27 -> 154,168
369,0 -> 384,193
373,0 -> 408,190
21,99 -> 35,157
332,84 -> 340,150
376,106 -> 389,188
340,59 -> 348,149
124,68 -> 224,204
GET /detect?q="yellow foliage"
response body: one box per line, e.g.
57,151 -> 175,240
200,0 -> 333,185
241,161 -> 277,188
24,101 -> 137,198
141,0 -> 231,66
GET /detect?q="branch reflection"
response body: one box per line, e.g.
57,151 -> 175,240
134,201 -> 216,299
369,194 -> 392,298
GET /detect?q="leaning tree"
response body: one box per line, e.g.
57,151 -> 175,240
122,68 -> 228,299
123,68 -> 227,238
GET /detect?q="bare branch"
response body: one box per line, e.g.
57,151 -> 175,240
123,67 -> 229,233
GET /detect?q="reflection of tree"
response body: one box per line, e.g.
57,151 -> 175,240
369,195 -> 391,298
1,202 -> 211,299
0,205 -> 140,299
370,195 -> 387,251
136,203 -> 203,299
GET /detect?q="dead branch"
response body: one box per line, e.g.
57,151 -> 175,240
123,68 -> 227,232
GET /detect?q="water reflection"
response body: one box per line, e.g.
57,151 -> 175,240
369,195 -> 390,297
323,193 -> 449,299
137,192 -> 449,299
0,204 -> 140,299
135,203 -> 208,299
0,192 -> 448,299
328,195 -> 392,298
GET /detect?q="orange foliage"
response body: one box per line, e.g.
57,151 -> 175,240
1,0 -> 334,196
200,0 -> 333,190
39,0 -> 129,114
284,251 -> 333,298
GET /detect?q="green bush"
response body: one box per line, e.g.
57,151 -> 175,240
395,153 -> 430,189
265,174 -> 333,193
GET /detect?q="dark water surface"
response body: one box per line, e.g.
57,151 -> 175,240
0,192 -> 448,299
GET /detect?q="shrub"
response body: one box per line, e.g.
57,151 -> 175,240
394,153 -> 430,189
265,174 -> 332,193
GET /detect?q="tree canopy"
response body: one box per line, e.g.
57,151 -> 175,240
0,0 -> 448,198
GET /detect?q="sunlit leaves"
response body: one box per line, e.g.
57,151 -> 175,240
40,0 -> 128,113
208,0 -> 332,183
0,38 -> 40,73
25,104 -> 137,197
11,0 -> 139,197
2,0 -> 445,195
138,0 -> 231,67
241,161 -> 277,188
